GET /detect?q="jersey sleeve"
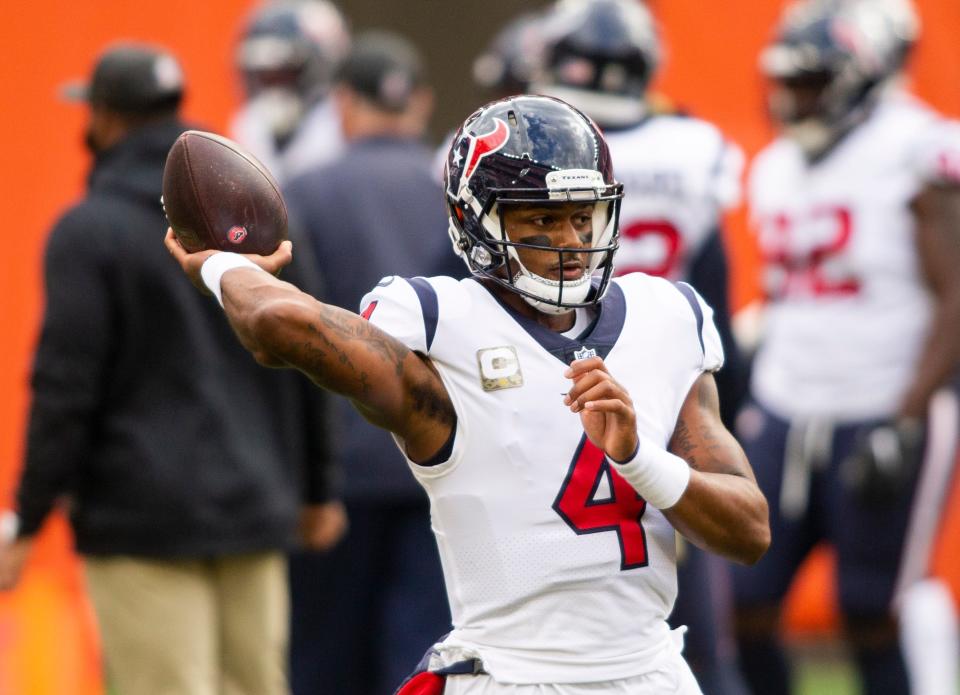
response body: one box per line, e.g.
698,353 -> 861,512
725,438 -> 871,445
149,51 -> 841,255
709,138 -> 745,211
676,281 -> 725,373
910,119 -> 960,188
358,276 -> 430,354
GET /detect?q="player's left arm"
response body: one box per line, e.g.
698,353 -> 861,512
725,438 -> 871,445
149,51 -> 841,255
899,182 -> 960,419
564,359 -> 769,565
663,372 -> 769,564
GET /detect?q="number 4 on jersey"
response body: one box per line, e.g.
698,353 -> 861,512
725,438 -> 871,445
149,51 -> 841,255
553,435 -> 649,570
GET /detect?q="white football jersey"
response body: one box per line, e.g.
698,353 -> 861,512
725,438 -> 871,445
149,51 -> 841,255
749,93 -> 960,420
360,274 -> 723,684
606,115 -> 743,280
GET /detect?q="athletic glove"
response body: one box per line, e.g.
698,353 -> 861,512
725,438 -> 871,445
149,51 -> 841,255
841,418 -> 924,507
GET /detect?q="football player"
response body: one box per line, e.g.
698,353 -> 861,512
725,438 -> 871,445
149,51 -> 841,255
230,0 -> 350,185
471,10 -> 546,100
166,95 -> 769,695
732,1 -> 960,694
433,10 -> 548,181
531,2 -> 751,693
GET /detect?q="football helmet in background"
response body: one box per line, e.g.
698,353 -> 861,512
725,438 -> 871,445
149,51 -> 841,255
472,11 -> 547,98
532,0 -> 661,128
445,95 -> 623,314
236,0 -> 349,142
761,0 -> 919,159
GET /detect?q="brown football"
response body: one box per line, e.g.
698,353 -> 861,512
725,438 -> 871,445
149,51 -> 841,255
162,130 -> 287,255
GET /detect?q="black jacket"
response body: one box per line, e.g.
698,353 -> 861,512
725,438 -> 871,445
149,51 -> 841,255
17,119 -> 333,556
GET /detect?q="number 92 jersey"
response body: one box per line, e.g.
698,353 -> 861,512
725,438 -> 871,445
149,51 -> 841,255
749,93 -> 960,420
606,114 -> 744,280
360,274 -> 722,684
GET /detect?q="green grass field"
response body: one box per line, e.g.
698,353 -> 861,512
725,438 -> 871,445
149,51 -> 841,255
797,658 -> 857,695
794,641 -> 858,695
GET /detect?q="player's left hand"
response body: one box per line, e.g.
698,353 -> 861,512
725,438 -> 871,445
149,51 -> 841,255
298,501 -> 348,552
564,356 -> 638,461
164,228 -> 293,293
841,418 -> 924,507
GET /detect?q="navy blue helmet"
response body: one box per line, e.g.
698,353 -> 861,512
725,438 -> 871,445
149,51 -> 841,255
761,0 -> 918,157
237,0 -> 349,102
445,95 -> 623,313
472,11 -> 547,97
533,0 -> 661,128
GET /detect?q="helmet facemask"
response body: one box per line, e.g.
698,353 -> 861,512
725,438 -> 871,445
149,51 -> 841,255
450,178 -> 622,315
445,96 -> 624,314
236,0 -> 350,141
762,46 -> 883,159
761,0 -> 918,160
532,0 -> 661,129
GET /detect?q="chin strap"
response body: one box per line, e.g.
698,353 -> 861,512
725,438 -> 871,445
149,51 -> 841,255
511,263 -> 593,313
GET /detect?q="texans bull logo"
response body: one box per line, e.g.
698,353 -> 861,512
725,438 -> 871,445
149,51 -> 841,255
461,118 -> 509,184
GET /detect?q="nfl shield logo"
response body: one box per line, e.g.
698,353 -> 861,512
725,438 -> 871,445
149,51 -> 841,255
573,346 -> 597,361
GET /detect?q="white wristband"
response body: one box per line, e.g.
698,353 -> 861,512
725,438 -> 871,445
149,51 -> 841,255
200,253 -> 264,307
609,435 -> 691,510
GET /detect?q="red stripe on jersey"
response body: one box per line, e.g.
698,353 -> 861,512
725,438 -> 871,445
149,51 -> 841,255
360,300 -> 379,321
394,671 -> 445,695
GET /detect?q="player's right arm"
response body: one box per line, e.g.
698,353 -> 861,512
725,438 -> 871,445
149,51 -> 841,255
164,231 -> 455,463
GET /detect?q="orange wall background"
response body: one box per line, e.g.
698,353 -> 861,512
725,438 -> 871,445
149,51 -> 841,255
0,1 -> 958,693
0,2 -> 261,692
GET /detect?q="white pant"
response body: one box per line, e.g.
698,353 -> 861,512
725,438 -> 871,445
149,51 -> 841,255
442,650 -> 703,694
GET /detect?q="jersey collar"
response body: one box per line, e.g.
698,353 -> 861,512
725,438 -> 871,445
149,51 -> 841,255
478,278 -> 627,365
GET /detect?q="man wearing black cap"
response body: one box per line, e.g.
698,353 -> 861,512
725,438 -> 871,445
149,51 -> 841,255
283,30 -> 461,695
0,43 -> 339,695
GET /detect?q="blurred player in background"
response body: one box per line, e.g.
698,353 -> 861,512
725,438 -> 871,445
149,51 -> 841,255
167,93 -> 769,695
231,0 -> 350,185
282,31 -> 460,695
732,1 -> 960,694
0,43 -> 340,695
432,10 -> 548,183
532,2 -> 751,693
471,10 -> 546,101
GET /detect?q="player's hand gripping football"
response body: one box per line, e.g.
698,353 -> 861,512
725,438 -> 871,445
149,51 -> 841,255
164,228 -> 293,294
564,356 -> 639,462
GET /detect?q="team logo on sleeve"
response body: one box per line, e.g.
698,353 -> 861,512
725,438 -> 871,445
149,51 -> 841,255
477,346 -> 523,392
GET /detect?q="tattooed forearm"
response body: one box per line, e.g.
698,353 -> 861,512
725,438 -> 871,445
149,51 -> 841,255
317,305 -> 409,376
669,418 -> 697,468
697,375 -> 720,411
245,290 -> 453,439
669,376 -> 750,478
408,379 -> 457,426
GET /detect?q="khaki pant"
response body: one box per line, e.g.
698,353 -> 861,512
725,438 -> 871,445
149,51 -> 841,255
84,552 -> 289,695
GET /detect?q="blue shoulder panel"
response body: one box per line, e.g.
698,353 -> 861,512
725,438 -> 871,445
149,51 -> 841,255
674,281 -> 705,356
405,277 -> 439,351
